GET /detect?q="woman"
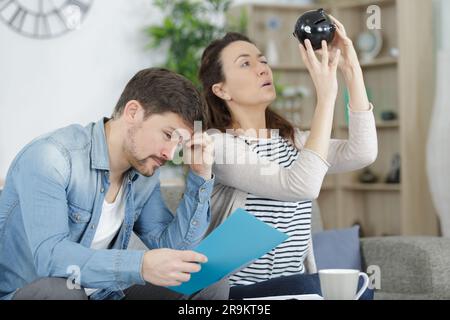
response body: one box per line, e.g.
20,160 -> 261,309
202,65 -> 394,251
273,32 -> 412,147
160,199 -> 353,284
199,16 -> 377,299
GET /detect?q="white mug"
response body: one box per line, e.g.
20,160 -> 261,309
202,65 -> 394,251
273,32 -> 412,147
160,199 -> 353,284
319,269 -> 369,300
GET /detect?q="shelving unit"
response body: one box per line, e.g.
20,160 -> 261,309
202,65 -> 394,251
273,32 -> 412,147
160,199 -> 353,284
338,120 -> 399,130
227,0 -> 439,236
271,56 -> 398,72
341,183 -> 401,192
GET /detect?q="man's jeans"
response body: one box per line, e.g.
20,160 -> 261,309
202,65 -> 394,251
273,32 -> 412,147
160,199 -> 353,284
13,277 -> 230,300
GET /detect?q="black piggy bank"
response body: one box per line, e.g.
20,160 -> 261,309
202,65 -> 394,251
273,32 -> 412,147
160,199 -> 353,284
293,8 -> 336,50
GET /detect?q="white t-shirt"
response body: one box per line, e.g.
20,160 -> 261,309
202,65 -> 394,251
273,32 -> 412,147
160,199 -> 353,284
85,181 -> 126,296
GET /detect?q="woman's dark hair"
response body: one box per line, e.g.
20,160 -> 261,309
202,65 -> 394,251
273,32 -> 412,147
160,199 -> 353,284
198,32 -> 295,144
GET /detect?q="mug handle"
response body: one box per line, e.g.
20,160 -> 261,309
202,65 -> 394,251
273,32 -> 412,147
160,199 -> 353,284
354,272 -> 370,300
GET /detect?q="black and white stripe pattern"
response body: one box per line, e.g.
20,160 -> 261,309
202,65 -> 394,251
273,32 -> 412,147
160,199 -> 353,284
230,136 -> 312,286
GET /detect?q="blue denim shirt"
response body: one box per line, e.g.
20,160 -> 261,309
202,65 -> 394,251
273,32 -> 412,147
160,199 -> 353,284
0,118 -> 214,300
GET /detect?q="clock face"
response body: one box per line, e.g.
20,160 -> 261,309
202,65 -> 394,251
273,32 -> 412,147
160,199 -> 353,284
0,0 -> 93,39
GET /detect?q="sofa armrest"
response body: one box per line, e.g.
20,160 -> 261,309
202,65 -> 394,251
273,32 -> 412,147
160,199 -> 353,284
360,237 -> 450,299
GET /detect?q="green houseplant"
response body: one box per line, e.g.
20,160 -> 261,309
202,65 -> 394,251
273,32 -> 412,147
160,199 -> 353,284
146,0 -> 247,168
146,0 -> 247,87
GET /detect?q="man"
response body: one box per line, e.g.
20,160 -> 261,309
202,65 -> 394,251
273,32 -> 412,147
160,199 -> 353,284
0,68 -> 227,300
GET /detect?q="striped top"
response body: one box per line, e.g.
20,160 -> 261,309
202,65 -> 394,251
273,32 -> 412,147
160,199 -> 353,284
229,136 -> 312,286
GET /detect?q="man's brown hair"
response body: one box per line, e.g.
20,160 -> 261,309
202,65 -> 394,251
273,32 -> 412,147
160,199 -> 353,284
113,68 -> 207,128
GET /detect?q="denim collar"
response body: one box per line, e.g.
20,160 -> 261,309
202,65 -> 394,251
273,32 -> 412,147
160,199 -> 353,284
91,118 -> 111,171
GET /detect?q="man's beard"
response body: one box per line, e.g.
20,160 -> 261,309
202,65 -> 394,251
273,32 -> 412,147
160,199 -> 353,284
129,156 -> 155,177
124,127 -> 165,177
124,126 -> 152,177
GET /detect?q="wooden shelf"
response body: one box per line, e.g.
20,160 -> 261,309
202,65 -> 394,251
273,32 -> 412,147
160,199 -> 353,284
342,183 -> 401,192
299,120 -> 398,132
239,0 -> 394,11
375,121 -> 399,128
331,0 -> 395,9
237,3 -> 329,11
271,57 -> 397,72
338,121 -> 399,130
360,57 -> 398,68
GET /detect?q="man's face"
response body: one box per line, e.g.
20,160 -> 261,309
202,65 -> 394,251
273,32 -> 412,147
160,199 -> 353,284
124,112 -> 193,177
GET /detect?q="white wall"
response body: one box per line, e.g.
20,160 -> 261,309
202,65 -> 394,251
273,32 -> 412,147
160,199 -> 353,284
0,0 -> 306,178
0,0 -> 163,177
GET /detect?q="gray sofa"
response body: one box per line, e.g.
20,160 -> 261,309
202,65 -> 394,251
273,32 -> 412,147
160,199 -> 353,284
130,186 -> 450,300
310,201 -> 450,300
360,237 -> 450,300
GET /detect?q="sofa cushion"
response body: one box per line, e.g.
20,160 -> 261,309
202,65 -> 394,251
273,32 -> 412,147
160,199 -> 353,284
312,226 -> 362,271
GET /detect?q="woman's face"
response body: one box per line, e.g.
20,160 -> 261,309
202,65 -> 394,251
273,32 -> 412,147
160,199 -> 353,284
214,41 -> 276,107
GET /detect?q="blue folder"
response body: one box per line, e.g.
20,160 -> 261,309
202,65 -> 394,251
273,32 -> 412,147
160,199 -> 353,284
169,208 -> 289,295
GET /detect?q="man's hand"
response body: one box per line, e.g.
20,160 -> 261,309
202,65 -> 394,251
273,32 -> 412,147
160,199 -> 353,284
183,132 -> 214,180
141,248 -> 208,287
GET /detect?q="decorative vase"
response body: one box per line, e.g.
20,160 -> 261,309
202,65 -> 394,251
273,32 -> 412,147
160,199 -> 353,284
427,50 -> 450,237
385,154 -> 401,184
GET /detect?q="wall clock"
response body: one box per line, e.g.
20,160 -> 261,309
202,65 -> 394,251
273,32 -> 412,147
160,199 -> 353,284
0,0 -> 93,39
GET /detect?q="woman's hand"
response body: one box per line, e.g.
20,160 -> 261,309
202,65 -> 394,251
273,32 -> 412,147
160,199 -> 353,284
329,15 -> 371,111
317,15 -> 361,77
299,39 -> 341,105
